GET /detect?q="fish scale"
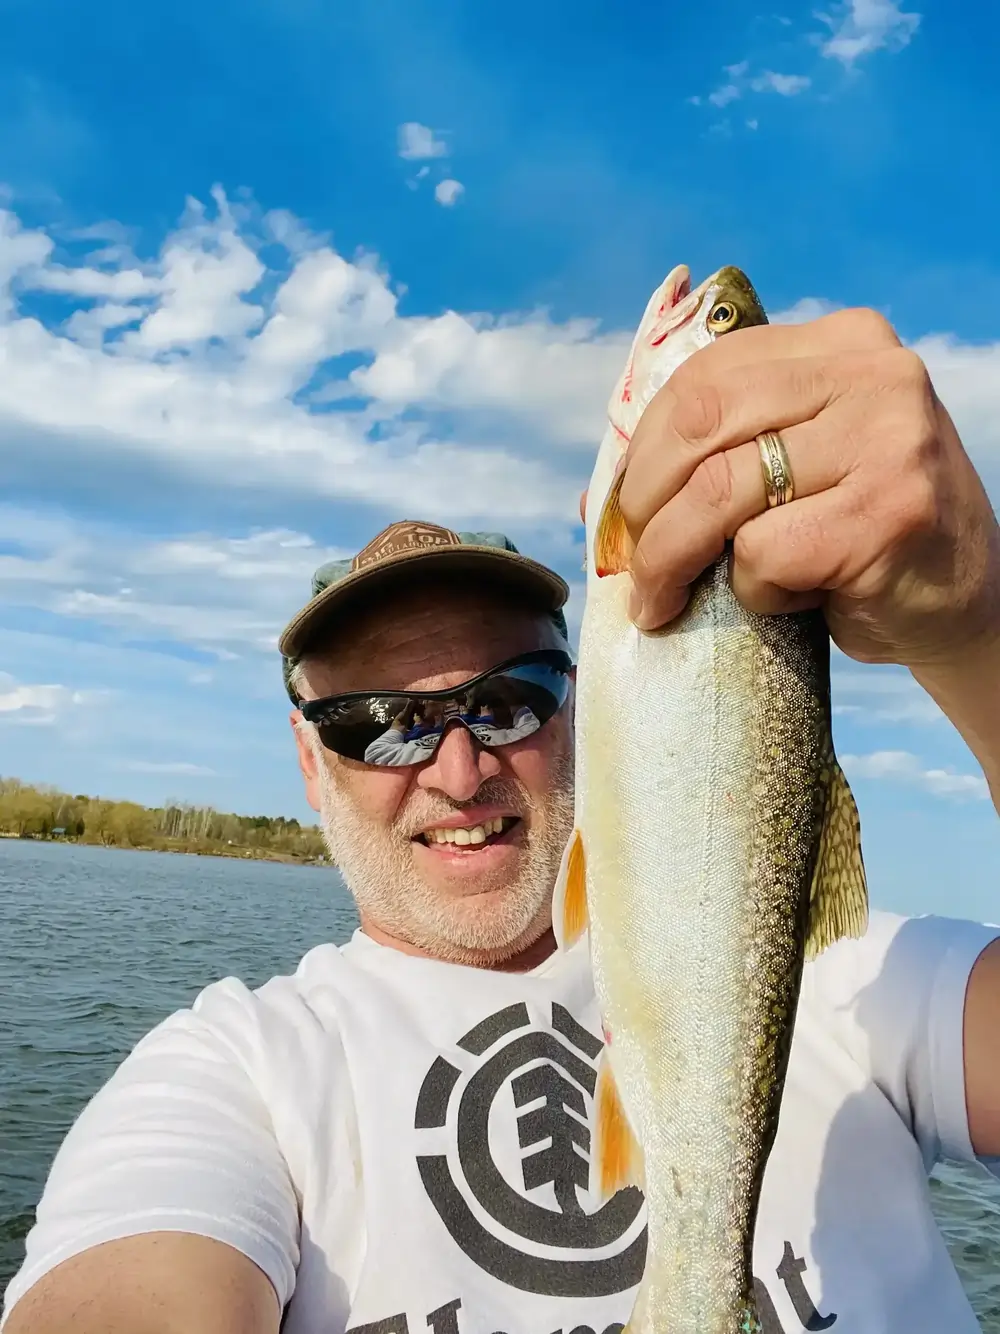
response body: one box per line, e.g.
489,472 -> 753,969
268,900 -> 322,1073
553,265 -> 869,1333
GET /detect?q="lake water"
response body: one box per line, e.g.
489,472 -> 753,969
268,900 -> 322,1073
2,838 -> 998,1329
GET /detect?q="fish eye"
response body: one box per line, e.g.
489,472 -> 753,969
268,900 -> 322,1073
707,301 -> 740,332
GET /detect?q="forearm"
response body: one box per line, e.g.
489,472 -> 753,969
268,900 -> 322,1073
912,631 -> 1000,813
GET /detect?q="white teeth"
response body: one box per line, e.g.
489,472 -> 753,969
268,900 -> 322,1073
423,816 -> 510,846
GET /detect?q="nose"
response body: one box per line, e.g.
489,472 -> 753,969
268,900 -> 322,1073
416,721 -> 501,802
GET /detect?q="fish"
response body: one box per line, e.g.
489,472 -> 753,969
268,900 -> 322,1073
553,264 -> 869,1334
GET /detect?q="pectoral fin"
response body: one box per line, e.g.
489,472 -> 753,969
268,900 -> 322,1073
552,828 -> 589,950
804,746 -> 869,961
591,1048 -> 645,1203
594,467 -> 632,577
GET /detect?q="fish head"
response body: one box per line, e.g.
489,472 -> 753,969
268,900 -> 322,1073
586,265 -> 767,574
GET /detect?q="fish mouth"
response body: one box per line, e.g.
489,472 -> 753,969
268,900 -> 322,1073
648,266 -> 699,345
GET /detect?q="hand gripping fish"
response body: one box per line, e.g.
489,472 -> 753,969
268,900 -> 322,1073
554,265 -> 869,1334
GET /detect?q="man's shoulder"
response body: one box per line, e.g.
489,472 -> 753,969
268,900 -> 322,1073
134,938 -> 361,1072
801,906 -> 999,1030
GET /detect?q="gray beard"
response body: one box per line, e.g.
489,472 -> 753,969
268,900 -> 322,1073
305,728 -> 575,965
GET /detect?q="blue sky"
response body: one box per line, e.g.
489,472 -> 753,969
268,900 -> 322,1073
1,0 -> 997,923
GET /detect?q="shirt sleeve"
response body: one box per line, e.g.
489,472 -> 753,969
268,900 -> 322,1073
807,909 -> 1000,1176
1,977 -> 301,1328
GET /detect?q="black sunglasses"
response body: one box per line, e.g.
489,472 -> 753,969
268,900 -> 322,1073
299,649 -> 574,767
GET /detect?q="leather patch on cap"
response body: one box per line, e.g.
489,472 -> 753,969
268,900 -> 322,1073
351,521 -> 462,570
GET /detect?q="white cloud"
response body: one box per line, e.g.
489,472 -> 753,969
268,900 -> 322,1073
771,296 -> 842,324
0,672 -> 103,726
397,122 -> 449,160
841,749 -> 989,802
0,188 -> 997,565
435,179 -> 465,207
819,0 -> 920,65
752,71 -> 811,95
349,306 -> 627,446
0,189 -> 598,526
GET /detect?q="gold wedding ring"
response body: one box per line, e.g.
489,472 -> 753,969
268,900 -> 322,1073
756,430 -> 795,508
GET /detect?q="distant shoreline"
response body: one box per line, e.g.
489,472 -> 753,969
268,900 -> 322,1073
0,831 -> 330,866
0,778 -> 332,866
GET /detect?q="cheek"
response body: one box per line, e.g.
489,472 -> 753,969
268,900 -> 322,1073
504,713 -> 575,798
338,766 -> 413,825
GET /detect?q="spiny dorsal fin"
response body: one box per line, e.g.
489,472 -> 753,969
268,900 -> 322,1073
552,827 -> 589,950
805,746 -> 869,961
591,1047 -> 645,1203
594,467 -> 631,577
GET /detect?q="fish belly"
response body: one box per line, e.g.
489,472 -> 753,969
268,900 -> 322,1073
577,562 -> 827,1334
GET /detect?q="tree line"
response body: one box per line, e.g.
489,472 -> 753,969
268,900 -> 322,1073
0,777 -> 329,862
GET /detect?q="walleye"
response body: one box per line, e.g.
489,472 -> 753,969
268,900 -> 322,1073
554,265 -> 869,1334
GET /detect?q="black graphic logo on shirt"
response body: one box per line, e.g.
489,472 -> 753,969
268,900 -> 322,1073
414,1001 -> 647,1296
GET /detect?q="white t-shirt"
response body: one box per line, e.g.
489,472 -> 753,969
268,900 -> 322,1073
3,910 -> 998,1334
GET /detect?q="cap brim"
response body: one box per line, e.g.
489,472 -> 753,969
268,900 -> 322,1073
278,544 -> 570,659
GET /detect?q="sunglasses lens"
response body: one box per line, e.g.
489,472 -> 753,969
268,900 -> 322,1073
460,660 -> 569,750
308,655 -> 571,766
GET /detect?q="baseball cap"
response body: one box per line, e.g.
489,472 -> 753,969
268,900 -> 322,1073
280,520 -> 571,702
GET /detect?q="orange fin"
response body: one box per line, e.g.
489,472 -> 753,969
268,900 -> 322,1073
552,828 -> 588,950
591,1048 -> 645,1203
594,466 -> 631,577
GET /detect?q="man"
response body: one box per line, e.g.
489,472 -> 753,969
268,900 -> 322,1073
3,309 -> 999,1334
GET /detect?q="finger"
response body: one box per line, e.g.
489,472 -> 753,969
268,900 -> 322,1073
620,354 -> 843,537
579,488 -> 588,524
620,343 -> 911,541
729,490 -> 873,614
627,412 -> 852,627
667,306 -> 902,378
726,563 -> 824,618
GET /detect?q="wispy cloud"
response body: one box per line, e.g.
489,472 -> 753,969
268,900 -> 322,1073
434,179 -> 465,207
117,760 -> 217,776
841,749 -> 989,802
818,0 -> 920,65
397,121 -> 448,161
751,71 -> 811,95
0,509 -> 353,656
696,60 -> 810,110
832,659 -> 944,725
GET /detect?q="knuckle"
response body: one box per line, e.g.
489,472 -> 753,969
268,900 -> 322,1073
688,451 -> 736,512
666,380 -> 724,447
894,472 -> 939,537
831,306 -> 901,349
888,346 -> 933,398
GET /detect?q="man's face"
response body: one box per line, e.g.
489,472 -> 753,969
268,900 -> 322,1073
291,583 -> 576,968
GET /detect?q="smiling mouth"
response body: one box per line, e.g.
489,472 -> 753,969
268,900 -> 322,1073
416,816 -> 521,849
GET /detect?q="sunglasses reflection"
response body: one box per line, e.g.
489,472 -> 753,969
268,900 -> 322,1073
361,680 -> 544,768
